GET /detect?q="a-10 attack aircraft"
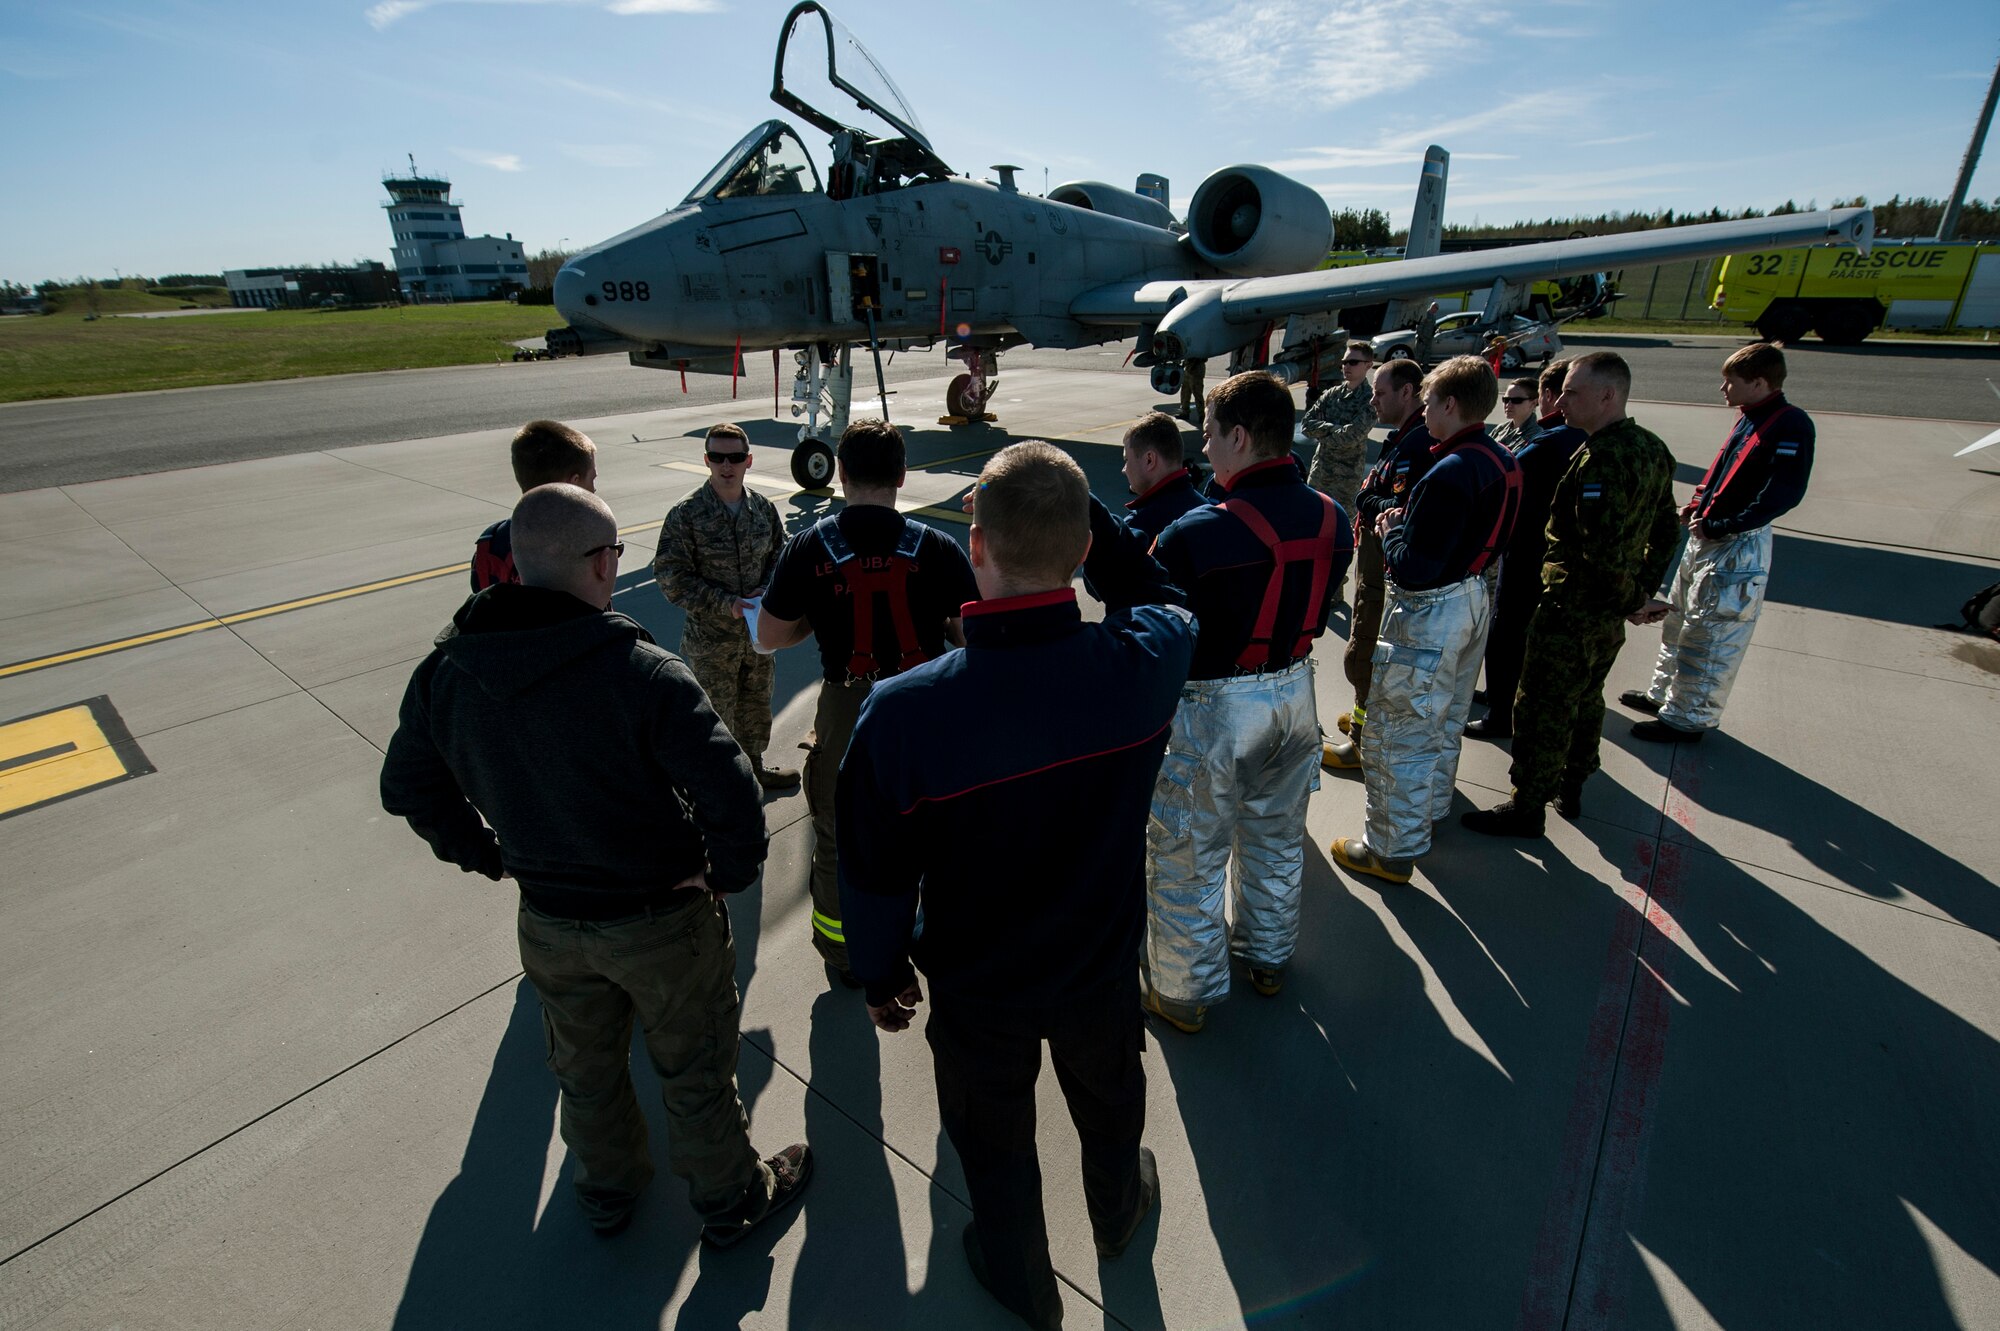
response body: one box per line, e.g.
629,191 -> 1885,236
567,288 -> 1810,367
547,1 -> 1874,489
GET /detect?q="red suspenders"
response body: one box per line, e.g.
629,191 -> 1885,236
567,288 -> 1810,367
1461,435 -> 1524,577
817,516 -> 931,680
1218,492 -> 1341,671
1694,405 -> 1801,522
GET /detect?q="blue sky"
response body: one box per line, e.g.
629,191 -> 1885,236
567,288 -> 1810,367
4,0 -> 1997,286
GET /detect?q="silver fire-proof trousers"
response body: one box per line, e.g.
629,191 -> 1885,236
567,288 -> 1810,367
1144,658 -> 1320,1007
1646,525 -> 1772,731
1360,574 -> 1492,861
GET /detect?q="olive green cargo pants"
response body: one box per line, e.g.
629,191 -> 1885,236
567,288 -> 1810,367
516,895 -> 773,1231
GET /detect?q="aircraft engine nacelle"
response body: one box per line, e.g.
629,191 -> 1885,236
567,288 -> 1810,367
1048,181 -> 1177,232
1186,166 -> 1332,277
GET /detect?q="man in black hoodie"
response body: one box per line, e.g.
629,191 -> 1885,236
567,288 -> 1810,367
381,483 -> 811,1247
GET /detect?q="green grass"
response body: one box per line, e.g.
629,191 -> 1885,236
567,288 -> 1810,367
0,303 -> 561,402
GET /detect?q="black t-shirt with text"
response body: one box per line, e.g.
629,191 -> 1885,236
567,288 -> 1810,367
762,506 -> 978,681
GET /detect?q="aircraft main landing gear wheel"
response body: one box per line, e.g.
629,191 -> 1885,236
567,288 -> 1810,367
1501,347 -> 1524,371
945,372 -> 995,420
791,439 -> 835,489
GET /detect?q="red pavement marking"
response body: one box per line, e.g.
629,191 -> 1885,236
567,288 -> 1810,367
1518,754 -> 1700,1330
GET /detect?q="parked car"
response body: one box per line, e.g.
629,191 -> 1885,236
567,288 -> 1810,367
1371,311 -> 1563,369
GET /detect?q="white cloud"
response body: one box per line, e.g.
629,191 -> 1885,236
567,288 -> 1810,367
1382,89 -> 1595,152
367,0 -> 715,32
453,148 -> 527,172
561,143 -> 652,168
366,0 -> 430,29
1162,0 -> 1504,111
605,0 -> 722,12
531,72 -> 739,130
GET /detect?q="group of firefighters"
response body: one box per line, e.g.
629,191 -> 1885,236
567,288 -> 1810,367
381,337 -> 1814,1329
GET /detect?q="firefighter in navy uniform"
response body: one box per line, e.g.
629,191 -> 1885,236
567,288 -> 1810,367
1119,411 -> 1208,540
838,443 -> 1192,1330
1142,372 -> 1354,1032
1322,357 -> 1437,770
1624,341 -> 1815,742
1331,356 -> 1521,883
757,420 -> 977,989
1468,358 -> 1587,739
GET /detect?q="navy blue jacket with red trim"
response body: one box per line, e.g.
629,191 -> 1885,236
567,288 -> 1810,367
1693,392 -> 1815,537
1354,416 -> 1437,526
1125,467 -> 1208,540
836,517 -> 1194,1009
1383,426 -> 1522,590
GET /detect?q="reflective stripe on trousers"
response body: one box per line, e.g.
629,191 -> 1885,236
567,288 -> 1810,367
1361,574 -> 1492,860
1646,525 -> 1771,730
1144,658 -> 1320,1007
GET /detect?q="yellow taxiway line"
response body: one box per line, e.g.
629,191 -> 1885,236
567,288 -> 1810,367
1,482 -> 977,681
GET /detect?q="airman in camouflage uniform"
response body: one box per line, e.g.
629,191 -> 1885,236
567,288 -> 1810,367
1462,352 -> 1679,837
654,426 -> 797,789
1301,341 -> 1376,529
1412,302 -> 1442,366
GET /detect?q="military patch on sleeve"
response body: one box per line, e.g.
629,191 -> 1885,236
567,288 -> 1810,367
1775,442 -> 1802,457
1581,482 -> 1604,500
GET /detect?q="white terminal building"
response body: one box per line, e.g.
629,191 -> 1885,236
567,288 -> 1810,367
382,166 -> 530,300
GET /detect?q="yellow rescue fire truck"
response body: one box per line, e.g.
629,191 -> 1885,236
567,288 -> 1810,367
1711,241 -> 2000,343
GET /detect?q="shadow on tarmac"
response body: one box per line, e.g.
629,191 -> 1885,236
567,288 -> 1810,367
1766,532 -> 2000,628
1151,742 -> 1999,1328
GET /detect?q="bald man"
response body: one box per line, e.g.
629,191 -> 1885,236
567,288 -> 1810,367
381,483 -> 812,1247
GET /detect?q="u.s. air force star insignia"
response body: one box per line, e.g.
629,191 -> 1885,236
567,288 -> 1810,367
975,230 -> 1013,264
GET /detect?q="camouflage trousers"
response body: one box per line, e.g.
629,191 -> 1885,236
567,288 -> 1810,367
1306,435 -> 1367,535
682,617 -> 774,761
1342,525 -> 1387,714
1507,604 -> 1628,806
803,677 -> 871,972
516,896 -> 773,1232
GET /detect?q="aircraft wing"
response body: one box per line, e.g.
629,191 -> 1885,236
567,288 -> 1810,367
1068,208 -> 1873,328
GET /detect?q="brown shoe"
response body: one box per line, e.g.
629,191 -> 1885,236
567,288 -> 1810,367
702,1142 -> 813,1249
755,763 -> 801,790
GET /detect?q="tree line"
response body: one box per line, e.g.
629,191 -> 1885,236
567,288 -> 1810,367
1423,195 -> 1999,244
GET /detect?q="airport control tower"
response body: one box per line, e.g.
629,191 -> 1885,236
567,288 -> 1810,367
382,157 -> 528,300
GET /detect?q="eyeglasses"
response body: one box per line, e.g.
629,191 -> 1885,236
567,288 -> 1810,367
705,451 -> 749,465
1502,396 -> 1531,404
583,541 -> 626,560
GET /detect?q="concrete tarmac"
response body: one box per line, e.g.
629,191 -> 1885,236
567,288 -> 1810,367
6,335 -> 1996,494
0,367 -> 1996,1329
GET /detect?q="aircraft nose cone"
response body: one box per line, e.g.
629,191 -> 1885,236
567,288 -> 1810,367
553,260 -> 597,329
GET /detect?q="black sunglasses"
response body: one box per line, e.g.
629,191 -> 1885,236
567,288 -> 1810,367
706,451 -> 749,464
1341,357 -> 1370,365
583,541 -> 626,560
1502,395 -> 1531,404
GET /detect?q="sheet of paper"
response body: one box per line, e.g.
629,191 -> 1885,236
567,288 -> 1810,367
744,596 -> 773,653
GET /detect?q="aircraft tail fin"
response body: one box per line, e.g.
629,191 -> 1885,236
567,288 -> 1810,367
1405,146 -> 1448,261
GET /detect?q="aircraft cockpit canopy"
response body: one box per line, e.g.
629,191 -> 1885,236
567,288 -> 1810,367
684,120 -> 823,205
771,2 -> 952,194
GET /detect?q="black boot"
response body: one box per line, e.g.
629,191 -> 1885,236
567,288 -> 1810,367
1558,774 -> 1585,821
1461,798 -> 1547,838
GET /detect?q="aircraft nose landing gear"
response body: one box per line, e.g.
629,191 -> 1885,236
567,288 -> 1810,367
791,437 -> 835,489
941,347 -> 999,425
